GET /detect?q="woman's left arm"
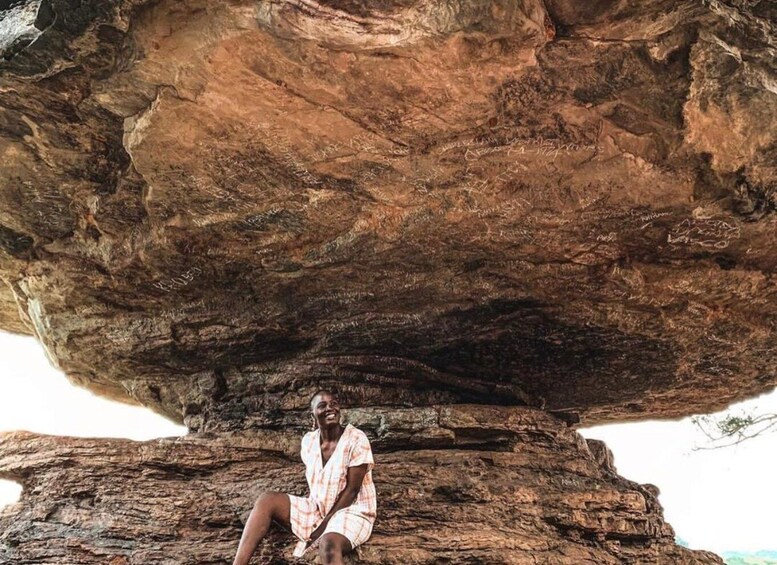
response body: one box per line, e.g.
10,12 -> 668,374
306,464 -> 368,545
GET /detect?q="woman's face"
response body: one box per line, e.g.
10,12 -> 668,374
311,392 -> 341,429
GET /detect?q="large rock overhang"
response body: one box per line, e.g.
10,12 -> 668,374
0,0 -> 775,429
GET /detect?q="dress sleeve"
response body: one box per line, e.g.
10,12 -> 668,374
348,429 -> 375,471
300,432 -> 311,464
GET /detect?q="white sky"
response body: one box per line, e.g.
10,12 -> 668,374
0,331 -> 775,555
581,391 -> 777,555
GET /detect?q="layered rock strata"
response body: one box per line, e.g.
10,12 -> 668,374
0,406 -> 722,564
0,0 -> 774,426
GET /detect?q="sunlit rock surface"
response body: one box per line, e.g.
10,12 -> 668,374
0,0 -> 774,562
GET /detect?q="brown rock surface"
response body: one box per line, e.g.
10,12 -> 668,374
0,406 -> 722,564
1,0 -> 774,562
0,0 -> 775,424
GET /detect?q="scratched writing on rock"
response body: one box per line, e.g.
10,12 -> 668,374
254,122 -> 322,186
158,297 -> 209,320
404,164 -> 448,192
104,328 -> 133,344
152,266 -> 203,293
596,232 -> 617,242
188,174 -> 301,230
190,177 -> 255,226
470,199 -> 532,219
328,313 -> 423,333
438,134 -> 599,162
310,133 -> 410,165
242,208 -> 289,229
104,318 -> 160,345
667,218 -> 741,249
20,181 -> 74,228
306,291 -> 376,307
454,170 -> 538,217
638,211 -> 671,223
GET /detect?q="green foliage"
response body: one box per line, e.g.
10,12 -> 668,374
691,411 -> 777,449
723,554 -> 777,565
675,537 -> 690,548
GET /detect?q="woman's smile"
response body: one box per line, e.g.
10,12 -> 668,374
313,392 -> 341,427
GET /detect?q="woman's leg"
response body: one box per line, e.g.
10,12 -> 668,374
318,532 -> 352,565
232,492 -> 291,565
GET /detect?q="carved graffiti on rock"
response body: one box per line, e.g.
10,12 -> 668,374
667,218 -> 741,249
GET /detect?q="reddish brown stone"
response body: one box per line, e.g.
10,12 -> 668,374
0,406 -> 722,564
1,0 -> 774,561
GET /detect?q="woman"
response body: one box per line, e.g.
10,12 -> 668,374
232,390 -> 376,564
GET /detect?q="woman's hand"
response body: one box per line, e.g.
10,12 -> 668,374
304,523 -> 326,550
304,465 -> 368,550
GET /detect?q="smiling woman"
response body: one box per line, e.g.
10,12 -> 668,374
232,389 -> 377,565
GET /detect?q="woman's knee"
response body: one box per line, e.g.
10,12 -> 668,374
318,533 -> 347,564
253,492 -> 283,513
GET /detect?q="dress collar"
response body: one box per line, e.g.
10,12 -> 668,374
317,424 -> 350,469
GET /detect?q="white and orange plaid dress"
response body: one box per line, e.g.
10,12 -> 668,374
289,423 -> 377,558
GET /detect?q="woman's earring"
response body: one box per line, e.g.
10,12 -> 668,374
311,417 -> 318,431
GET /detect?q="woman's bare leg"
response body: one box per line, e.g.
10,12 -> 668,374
232,492 -> 291,565
318,532 -> 352,565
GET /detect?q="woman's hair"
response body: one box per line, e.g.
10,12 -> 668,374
309,388 -> 338,409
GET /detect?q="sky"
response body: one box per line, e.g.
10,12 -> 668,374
581,394 -> 777,554
1,331 -> 776,555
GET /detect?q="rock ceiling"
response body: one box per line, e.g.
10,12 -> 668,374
0,0 -> 776,430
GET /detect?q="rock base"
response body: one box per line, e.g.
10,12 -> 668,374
0,406 -> 721,564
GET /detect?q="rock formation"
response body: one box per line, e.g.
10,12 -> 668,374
0,407 -> 724,564
0,0 -> 774,562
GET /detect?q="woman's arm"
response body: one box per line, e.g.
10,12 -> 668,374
306,464 -> 368,545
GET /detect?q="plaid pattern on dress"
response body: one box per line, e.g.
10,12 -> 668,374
289,424 -> 376,558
